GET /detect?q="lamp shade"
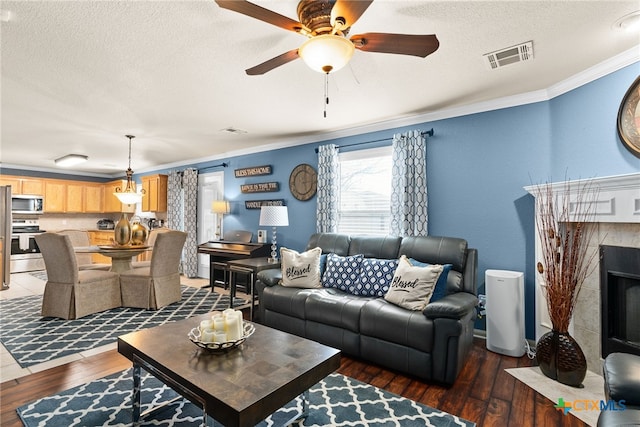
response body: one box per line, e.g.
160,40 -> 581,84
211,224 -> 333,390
211,200 -> 230,214
259,206 -> 289,227
114,191 -> 142,205
298,34 -> 355,73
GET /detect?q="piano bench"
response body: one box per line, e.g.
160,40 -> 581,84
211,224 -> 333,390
211,261 -> 229,290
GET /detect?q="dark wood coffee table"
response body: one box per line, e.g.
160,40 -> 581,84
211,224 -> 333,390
117,313 -> 341,426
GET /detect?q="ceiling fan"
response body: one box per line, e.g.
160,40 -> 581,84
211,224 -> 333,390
215,0 -> 440,75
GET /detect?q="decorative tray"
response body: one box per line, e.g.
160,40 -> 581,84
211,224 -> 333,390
188,322 -> 255,352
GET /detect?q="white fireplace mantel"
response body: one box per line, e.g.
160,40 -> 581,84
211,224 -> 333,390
524,172 -> 640,224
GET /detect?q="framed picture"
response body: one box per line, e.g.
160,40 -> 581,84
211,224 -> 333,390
617,75 -> 640,158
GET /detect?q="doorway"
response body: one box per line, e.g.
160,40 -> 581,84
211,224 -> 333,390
197,171 -> 224,278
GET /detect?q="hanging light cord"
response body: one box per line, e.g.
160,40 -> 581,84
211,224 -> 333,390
324,72 -> 329,118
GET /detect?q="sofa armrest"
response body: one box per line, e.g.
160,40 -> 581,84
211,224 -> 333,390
423,292 -> 478,320
256,268 -> 282,287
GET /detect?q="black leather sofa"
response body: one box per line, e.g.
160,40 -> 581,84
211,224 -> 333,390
255,233 -> 478,385
597,352 -> 640,426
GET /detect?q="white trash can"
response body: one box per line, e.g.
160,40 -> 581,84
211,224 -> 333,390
485,269 -> 525,357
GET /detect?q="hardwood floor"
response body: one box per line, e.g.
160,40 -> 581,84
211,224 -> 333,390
0,336 -> 589,427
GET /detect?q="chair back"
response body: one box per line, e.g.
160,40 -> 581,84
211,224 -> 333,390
149,230 -> 187,276
223,230 -> 252,242
57,229 -> 93,265
35,233 -> 79,283
147,227 -> 170,248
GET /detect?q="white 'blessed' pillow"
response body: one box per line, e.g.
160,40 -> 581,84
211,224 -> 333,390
280,247 -> 322,288
384,255 -> 443,310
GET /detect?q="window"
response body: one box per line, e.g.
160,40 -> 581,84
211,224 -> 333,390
337,146 -> 392,236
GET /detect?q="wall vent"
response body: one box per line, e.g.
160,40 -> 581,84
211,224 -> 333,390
484,41 -> 534,70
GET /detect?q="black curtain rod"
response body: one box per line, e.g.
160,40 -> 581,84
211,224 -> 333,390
197,162 -> 229,174
314,128 -> 434,153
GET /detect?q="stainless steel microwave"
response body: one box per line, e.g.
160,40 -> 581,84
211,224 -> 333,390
11,195 -> 44,214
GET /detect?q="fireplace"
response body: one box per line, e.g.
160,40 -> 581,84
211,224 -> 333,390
600,245 -> 640,358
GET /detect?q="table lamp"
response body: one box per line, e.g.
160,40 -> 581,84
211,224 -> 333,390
211,200 -> 230,240
259,206 -> 289,262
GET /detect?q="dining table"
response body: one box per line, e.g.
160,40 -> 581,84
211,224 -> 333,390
75,245 -> 150,273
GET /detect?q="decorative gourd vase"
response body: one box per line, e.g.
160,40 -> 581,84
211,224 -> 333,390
536,330 -> 587,388
130,217 -> 148,245
114,213 -> 132,246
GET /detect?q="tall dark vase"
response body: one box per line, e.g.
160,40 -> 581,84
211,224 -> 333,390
536,330 -> 587,388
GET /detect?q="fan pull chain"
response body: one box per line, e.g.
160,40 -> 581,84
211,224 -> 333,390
324,72 -> 329,118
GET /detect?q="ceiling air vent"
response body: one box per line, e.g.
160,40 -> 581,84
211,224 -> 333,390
484,41 -> 533,70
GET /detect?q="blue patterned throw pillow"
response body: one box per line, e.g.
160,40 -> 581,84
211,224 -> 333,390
321,253 -> 364,292
352,258 -> 399,297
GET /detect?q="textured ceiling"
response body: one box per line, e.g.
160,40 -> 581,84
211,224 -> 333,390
1,1 -> 639,176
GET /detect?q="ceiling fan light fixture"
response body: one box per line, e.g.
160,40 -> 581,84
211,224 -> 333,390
298,34 -> 355,73
54,154 -> 88,167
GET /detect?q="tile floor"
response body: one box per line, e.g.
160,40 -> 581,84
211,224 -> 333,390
0,272 -> 209,383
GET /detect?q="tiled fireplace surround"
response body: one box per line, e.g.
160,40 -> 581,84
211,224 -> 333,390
526,173 -> 640,375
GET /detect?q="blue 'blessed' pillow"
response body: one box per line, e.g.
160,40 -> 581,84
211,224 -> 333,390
408,258 -> 452,302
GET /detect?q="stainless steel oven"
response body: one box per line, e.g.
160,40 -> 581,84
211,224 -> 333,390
10,219 -> 45,273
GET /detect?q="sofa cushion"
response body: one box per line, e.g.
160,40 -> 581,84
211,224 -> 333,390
261,285 -> 315,320
305,288 -> 373,333
384,256 -> 443,310
321,253 -> 364,292
280,247 -> 322,288
352,258 -> 398,297
408,258 -> 452,302
360,298 -> 434,353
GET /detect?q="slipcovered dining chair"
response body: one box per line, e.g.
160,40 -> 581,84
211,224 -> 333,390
35,232 -> 121,319
57,229 -> 110,271
130,228 -> 170,269
119,230 -> 187,310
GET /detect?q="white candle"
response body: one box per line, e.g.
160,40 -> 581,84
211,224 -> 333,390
225,312 -> 242,341
213,331 -> 227,343
213,317 -> 225,332
199,320 -> 214,332
201,329 -> 216,343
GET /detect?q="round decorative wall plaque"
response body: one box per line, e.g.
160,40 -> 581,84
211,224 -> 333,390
617,75 -> 640,158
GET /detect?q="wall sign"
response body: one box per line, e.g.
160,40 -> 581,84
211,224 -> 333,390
245,199 -> 285,209
234,165 -> 272,178
240,182 -> 279,193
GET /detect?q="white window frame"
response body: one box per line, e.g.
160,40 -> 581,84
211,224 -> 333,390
337,145 -> 393,236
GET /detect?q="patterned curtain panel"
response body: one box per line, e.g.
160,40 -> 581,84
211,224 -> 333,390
316,144 -> 339,233
167,171 -> 182,231
182,168 -> 199,278
390,130 -> 428,237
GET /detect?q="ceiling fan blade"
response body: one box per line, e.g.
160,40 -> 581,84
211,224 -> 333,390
215,0 -> 305,33
330,0 -> 373,29
245,49 -> 300,75
350,33 -> 440,58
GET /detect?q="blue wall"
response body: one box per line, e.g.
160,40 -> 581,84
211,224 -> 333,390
187,63 -> 639,339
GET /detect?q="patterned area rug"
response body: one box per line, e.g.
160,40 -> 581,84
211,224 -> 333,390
0,287 -> 247,368
17,370 -> 475,427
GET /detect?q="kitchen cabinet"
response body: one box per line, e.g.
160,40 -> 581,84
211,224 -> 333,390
141,174 -> 168,212
88,230 -> 114,263
84,184 -> 103,213
0,176 -> 44,195
44,181 -> 66,212
104,180 -> 136,213
66,183 -> 84,213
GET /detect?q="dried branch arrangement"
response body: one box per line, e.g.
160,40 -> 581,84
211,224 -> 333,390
534,179 -> 599,333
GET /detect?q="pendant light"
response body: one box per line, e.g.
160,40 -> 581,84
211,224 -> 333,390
114,135 -> 145,204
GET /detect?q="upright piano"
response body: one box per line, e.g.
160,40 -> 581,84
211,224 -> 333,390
197,241 -> 270,288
